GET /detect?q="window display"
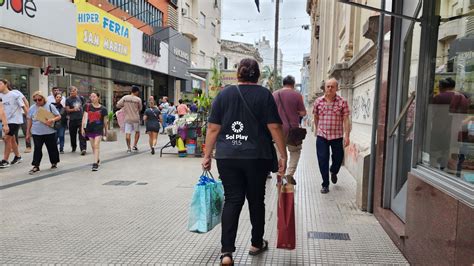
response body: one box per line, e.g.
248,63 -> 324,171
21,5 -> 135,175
423,0 -> 474,186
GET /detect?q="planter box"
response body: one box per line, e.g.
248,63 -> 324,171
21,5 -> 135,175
106,130 -> 117,142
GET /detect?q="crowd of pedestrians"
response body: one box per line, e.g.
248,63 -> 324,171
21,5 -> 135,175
0,80 -> 200,173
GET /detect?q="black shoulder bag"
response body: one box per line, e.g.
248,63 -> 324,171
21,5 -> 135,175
236,85 -> 279,173
277,92 -> 307,146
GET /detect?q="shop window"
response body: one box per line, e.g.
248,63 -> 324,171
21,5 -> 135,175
422,1 -> 474,188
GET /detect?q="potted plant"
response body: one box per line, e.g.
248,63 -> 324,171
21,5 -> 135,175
105,111 -> 117,142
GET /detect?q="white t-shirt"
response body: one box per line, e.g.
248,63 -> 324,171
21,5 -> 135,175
0,91 -> 25,124
12,90 -> 26,115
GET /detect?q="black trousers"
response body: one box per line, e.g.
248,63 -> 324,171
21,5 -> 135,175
216,159 -> 269,253
69,120 -> 87,151
316,136 -> 344,188
32,133 -> 60,167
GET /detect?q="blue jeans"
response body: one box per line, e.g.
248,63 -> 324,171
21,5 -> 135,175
161,113 -> 168,132
56,126 -> 66,151
316,136 -> 344,188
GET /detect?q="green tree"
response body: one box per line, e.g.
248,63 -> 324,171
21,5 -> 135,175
260,65 -> 282,91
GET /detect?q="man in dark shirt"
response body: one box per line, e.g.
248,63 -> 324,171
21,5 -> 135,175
273,75 -> 307,184
65,86 -> 87,154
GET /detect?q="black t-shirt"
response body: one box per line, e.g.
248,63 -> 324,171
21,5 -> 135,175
66,96 -> 85,121
53,102 -> 68,126
208,85 -> 282,159
85,104 -> 108,134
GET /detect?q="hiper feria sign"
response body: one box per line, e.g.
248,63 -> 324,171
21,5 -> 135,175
75,0 -> 131,63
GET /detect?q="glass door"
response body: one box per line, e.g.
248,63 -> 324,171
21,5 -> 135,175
384,1 -> 422,222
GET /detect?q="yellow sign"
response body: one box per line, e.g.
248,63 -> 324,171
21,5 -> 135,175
75,0 -> 131,63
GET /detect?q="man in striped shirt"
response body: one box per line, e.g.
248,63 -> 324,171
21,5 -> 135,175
313,78 -> 351,194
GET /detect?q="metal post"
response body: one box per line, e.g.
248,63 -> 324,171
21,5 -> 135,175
274,0 -> 280,89
367,0 -> 385,213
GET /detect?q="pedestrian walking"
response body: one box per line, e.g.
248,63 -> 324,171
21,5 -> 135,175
143,98 -> 161,155
177,99 -> 189,118
47,87 -> 66,106
11,88 -> 31,153
81,92 -> 108,171
52,93 -> 68,154
201,58 -> 287,265
116,86 -> 142,153
167,101 -> 176,125
26,91 -> 61,174
65,86 -> 87,155
273,75 -> 307,184
0,79 -> 28,168
313,78 -> 351,194
159,96 -> 169,133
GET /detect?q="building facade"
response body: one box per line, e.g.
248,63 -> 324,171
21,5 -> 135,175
0,0 -> 77,100
177,0 -> 222,69
300,53 -> 311,106
255,36 -> 283,74
307,0 -> 473,264
221,40 -> 263,70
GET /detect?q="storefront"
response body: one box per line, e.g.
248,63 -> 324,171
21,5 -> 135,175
154,27 -> 191,102
371,0 -> 473,264
47,0 -> 168,111
0,0 -> 77,98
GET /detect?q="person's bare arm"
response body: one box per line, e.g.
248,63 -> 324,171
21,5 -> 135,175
202,123 -> 222,171
314,115 -> 319,136
343,115 -> 351,147
81,111 -> 88,136
267,123 -> 288,176
26,116 -> 32,139
0,104 -> 9,135
22,97 -> 30,108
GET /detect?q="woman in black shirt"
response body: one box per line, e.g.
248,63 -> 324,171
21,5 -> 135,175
202,58 -> 287,265
81,92 -> 108,171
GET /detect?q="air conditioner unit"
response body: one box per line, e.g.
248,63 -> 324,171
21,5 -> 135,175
181,8 -> 187,16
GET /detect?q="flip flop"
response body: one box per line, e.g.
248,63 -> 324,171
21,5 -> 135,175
249,239 -> 268,256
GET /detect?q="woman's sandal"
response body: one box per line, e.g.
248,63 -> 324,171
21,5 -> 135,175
248,239 -> 269,256
220,253 -> 234,266
29,166 -> 40,175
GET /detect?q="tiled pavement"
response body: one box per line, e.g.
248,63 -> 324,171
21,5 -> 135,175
0,131 -> 408,265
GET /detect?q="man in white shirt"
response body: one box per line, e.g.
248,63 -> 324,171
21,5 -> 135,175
47,87 -> 66,106
12,89 -> 31,153
0,79 -> 29,168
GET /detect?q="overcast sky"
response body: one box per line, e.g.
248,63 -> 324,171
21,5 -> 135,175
221,0 -> 311,83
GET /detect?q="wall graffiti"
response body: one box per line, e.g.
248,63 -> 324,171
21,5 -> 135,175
353,90 -> 372,120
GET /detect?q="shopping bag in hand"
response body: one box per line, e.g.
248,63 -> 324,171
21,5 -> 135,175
188,171 -> 224,233
276,176 -> 296,249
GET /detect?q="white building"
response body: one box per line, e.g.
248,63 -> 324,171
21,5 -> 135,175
255,36 -> 283,74
178,0 -> 222,69
221,40 -> 263,70
300,53 -> 311,106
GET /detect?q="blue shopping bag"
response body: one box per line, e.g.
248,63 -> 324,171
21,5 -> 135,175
188,171 -> 224,233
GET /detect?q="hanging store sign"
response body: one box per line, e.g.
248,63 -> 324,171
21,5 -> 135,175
75,0 -> 131,63
142,34 -> 161,57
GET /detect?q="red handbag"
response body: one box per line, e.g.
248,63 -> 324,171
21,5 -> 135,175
277,177 -> 296,250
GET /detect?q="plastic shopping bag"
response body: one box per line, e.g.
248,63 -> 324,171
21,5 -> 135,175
116,109 -> 125,133
188,171 -> 224,233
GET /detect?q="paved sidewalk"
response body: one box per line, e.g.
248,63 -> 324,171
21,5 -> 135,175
0,131 -> 408,265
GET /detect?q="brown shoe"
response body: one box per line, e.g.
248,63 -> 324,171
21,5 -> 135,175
24,147 -> 32,153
